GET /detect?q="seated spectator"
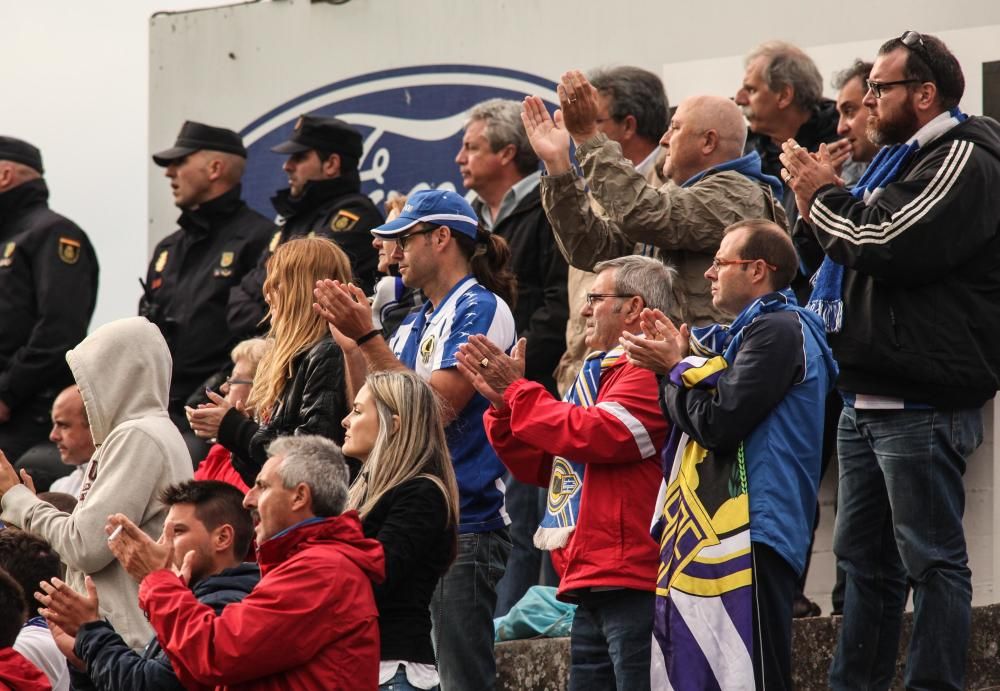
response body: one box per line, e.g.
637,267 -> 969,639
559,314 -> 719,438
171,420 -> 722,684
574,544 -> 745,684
105,435 -> 384,690
623,220 -> 836,689
189,338 -> 272,493
36,480 -> 259,691
0,531 -> 67,690
0,566 -> 51,690
189,238 -> 352,485
342,370 -> 459,691
370,195 -> 424,339
457,255 -> 671,691
0,317 -> 192,650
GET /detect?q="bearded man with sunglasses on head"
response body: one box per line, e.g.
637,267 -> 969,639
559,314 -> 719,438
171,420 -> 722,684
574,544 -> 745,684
781,31 -> 1000,691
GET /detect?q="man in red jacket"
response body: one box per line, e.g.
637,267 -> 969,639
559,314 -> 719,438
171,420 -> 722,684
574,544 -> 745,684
457,255 -> 671,691
105,435 -> 385,691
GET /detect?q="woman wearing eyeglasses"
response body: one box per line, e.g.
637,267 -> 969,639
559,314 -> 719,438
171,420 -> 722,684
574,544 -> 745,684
190,237 -> 353,485
342,370 -> 459,691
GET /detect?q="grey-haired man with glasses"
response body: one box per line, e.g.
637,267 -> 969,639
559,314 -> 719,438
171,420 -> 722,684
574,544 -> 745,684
781,31 -> 1000,691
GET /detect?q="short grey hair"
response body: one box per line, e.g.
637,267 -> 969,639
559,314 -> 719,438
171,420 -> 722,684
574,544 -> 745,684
589,66 -> 670,143
593,255 -> 676,314
467,98 -> 539,176
746,41 -> 823,111
267,435 -> 348,517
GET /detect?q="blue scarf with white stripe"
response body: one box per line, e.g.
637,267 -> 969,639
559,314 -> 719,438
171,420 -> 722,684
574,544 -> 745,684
806,108 -> 967,332
534,346 -> 625,550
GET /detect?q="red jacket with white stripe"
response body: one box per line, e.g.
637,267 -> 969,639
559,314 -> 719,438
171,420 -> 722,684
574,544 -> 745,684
484,359 -> 667,597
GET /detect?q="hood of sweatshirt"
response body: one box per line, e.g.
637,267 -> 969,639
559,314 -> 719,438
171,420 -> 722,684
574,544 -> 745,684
66,317 -> 172,446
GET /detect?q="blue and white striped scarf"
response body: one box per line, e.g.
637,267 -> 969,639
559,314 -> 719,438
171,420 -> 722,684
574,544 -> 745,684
806,108 -> 967,333
534,346 -> 625,550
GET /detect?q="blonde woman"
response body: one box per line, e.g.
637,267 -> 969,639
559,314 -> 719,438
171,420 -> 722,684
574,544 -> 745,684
342,370 -> 459,691
196,237 -> 352,486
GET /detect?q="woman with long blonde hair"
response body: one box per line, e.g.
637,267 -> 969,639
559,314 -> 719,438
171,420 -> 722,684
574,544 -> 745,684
342,370 -> 459,691
200,236 -> 353,485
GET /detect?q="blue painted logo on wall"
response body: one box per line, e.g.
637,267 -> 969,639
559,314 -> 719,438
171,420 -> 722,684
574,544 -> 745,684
240,64 -> 558,217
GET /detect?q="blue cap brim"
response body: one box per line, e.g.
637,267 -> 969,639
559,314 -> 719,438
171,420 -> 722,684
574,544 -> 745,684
371,215 -> 422,239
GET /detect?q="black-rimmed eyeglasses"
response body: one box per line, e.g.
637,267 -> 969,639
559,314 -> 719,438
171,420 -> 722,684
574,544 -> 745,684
396,226 -> 437,251
865,78 -> 923,99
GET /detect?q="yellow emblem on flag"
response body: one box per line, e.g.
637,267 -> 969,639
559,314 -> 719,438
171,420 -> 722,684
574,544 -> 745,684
269,230 -> 282,253
58,237 -> 81,265
155,250 -> 168,273
220,251 -> 234,268
331,209 -> 360,232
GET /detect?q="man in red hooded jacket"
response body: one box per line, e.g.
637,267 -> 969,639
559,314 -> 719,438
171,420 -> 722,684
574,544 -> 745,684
0,566 -> 51,691
106,435 -> 385,691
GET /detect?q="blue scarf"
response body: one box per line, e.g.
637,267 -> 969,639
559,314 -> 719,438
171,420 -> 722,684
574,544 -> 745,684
807,108 -> 968,333
534,346 -> 625,550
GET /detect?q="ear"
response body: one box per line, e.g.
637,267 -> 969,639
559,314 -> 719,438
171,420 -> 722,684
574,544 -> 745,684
702,129 -> 720,155
497,143 -> 517,167
0,164 -> 12,191
620,114 -> 638,140
913,82 -> 939,113
321,153 -> 342,178
776,84 -> 795,110
621,296 -> 644,326
390,413 -> 400,435
291,482 -> 312,513
206,157 -> 224,182
214,523 -> 235,554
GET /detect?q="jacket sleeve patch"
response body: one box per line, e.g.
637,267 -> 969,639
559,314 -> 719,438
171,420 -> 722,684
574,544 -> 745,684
331,209 -> 361,232
58,236 -> 82,264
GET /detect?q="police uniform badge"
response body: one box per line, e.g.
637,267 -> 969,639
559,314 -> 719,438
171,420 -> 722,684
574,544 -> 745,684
0,242 -> 14,268
155,249 -> 168,273
269,230 -> 282,253
214,250 -> 235,278
419,335 -> 436,365
331,210 -> 360,232
58,237 -> 81,265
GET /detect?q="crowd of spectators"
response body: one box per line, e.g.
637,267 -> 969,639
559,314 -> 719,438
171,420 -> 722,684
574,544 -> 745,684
1,28 -> 998,691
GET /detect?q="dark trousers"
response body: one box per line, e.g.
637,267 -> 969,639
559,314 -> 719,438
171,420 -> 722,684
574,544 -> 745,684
569,588 -> 654,691
751,543 -> 798,691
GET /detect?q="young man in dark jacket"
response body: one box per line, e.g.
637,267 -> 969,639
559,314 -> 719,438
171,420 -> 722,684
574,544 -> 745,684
782,31 -> 1000,691
36,480 -> 259,691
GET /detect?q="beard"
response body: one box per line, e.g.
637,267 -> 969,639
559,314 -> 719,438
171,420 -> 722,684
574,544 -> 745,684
866,101 -> 920,146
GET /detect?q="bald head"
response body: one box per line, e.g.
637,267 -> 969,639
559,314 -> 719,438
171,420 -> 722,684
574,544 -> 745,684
660,94 -> 748,185
49,385 -> 95,466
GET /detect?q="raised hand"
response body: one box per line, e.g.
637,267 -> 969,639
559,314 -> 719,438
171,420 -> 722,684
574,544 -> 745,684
521,96 -> 572,175
455,336 -> 527,407
313,279 -> 375,341
106,513 -> 173,583
557,70 -> 601,145
36,575 -> 100,637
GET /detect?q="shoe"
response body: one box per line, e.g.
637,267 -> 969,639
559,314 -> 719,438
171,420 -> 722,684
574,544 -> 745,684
792,593 -> 821,618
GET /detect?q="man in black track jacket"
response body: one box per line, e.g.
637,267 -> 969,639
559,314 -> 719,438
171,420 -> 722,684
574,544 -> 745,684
782,31 -> 1000,691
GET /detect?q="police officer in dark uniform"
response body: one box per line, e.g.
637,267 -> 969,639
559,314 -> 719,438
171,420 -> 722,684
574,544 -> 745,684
140,121 -> 273,463
228,115 -> 383,337
0,136 -> 98,463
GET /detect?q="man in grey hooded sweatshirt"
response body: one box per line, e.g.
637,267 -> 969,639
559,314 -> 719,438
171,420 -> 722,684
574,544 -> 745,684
0,317 -> 192,650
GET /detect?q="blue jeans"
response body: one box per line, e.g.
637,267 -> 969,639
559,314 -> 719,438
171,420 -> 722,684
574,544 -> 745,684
569,588 -> 654,691
830,406 -> 981,691
430,528 -> 510,691
379,664 -> 438,691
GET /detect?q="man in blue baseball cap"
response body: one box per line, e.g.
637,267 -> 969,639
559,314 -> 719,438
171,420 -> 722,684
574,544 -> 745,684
315,188 -> 518,691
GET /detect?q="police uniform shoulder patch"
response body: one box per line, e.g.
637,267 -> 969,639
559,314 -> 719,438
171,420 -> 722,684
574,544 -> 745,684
58,237 -> 81,265
331,209 -> 361,232
269,230 -> 282,253
155,249 -> 168,273
0,241 -> 14,267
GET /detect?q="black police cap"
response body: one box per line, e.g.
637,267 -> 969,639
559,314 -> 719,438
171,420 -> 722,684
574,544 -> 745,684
152,121 -> 247,167
0,136 -> 43,174
271,115 -> 363,161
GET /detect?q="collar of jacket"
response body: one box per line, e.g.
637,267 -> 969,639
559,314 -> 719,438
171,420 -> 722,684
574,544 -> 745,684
177,184 -> 245,235
192,561 -> 261,599
270,172 -> 362,219
0,178 -> 49,230
682,151 -> 784,198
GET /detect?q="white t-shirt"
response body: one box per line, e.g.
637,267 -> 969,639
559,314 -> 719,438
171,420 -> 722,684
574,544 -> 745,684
15,621 -> 70,691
